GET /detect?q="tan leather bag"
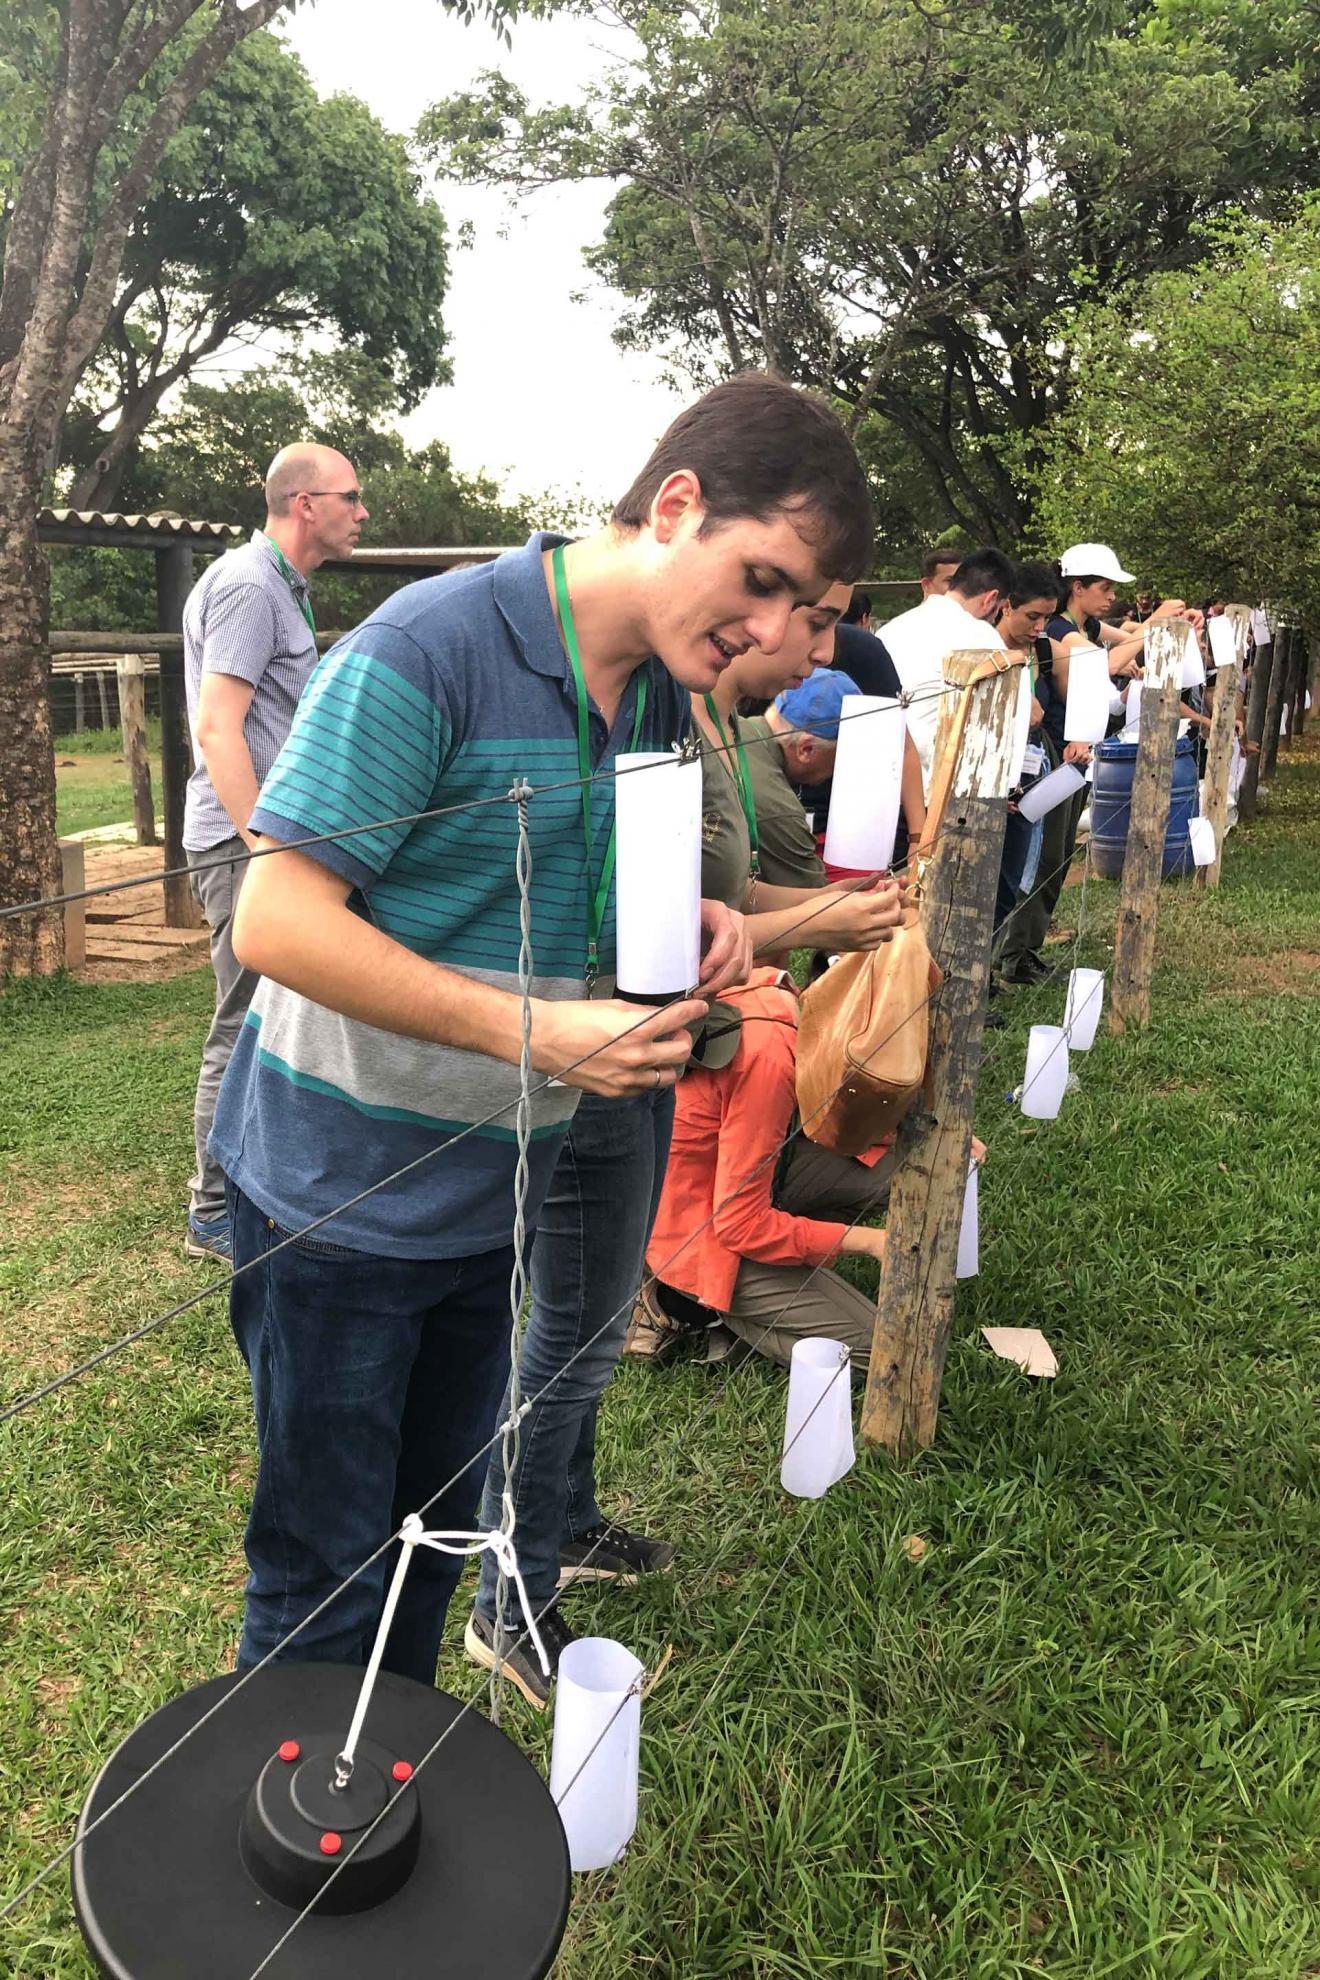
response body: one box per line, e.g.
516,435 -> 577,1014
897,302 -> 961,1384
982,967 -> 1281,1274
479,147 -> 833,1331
794,650 -> 1017,1155
796,905 -> 942,1154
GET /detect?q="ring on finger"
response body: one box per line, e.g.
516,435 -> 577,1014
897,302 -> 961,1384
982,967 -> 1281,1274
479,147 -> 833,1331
652,1066 -> 663,1090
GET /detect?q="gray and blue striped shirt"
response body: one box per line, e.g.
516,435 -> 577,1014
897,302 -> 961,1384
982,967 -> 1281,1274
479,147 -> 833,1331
182,531 -> 319,851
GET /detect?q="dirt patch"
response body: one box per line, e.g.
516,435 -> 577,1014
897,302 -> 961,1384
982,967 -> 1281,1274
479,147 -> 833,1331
1207,949 -> 1320,997
81,949 -> 210,987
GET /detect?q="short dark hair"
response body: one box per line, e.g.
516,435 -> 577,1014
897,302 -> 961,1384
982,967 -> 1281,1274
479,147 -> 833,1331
920,545 -> 963,580
612,373 -> 874,581
843,588 -> 871,624
950,546 -> 1015,599
1009,560 -> 1061,609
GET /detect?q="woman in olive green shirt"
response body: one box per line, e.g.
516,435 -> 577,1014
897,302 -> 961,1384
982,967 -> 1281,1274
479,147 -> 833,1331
693,581 -> 904,958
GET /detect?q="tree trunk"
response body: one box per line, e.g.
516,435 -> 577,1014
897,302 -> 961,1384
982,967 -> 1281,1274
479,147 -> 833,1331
1260,623 -> 1291,783
0,505 -> 64,975
68,373 -> 173,511
1237,636 -> 1273,822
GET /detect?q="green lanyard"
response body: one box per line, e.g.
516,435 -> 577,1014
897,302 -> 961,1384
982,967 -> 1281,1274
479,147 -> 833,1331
552,544 -> 648,990
702,692 -> 760,880
264,536 -> 315,635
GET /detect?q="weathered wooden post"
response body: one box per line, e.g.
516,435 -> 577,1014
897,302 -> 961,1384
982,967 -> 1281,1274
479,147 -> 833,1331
861,648 -> 1028,1460
95,668 -> 110,731
1110,618 -> 1185,1033
155,542 -> 203,929
58,839 -> 86,969
1260,621 -> 1292,781
1237,617 -> 1273,821
115,653 -> 157,847
1198,612 -> 1244,894
74,670 -> 86,734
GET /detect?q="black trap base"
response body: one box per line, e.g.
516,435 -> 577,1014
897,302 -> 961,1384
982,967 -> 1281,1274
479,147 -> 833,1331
72,1662 -> 571,1979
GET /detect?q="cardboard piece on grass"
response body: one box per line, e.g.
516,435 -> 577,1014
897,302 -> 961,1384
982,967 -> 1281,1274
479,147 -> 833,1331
981,1327 -> 1058,1378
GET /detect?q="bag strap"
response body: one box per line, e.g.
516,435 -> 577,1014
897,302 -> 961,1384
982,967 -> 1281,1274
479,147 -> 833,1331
910,649 -> 1027,871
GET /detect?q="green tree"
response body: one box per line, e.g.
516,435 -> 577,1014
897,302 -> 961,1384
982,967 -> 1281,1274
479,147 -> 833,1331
421,0 -> 1314,551
0,0 -> 515,976
50,351 -> 537,633
1033,210 -> 1320,614
62,31 -> 448,512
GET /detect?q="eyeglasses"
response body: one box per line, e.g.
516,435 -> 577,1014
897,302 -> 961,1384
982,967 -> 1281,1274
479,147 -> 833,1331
304,489 -> 363,506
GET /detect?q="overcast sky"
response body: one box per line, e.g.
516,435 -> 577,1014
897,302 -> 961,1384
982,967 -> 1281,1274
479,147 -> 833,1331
284,0 -> 684,511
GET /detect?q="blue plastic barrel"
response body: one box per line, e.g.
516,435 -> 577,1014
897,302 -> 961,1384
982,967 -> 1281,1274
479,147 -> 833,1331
1089,737 -> 1199,880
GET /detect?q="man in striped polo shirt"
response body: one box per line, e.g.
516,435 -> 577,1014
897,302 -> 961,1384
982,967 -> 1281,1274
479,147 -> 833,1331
182,444 -> 368,1262
215,376 -> 871,1683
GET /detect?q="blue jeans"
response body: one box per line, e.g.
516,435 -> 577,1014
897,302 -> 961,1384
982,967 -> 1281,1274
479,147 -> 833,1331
475,1088 -> 674,1621
227,1181 -> 515,1683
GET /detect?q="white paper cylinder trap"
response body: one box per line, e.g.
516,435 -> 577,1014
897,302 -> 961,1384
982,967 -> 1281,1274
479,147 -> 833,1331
549,1636 -> 645,1872
1021,1024 -> 1069,1120
1063,644 -> 1111,745
823,695 -> 906,873
1179,624 -> 1206,690
956,1161 -> 979,1279
1188,816 -> 1216,867
1207,617 -> 1236,672
781,1336 -> 855,1499
1063,966 -> 1105,1051
614,751 -> 702,999
1017,761 -> 1085,824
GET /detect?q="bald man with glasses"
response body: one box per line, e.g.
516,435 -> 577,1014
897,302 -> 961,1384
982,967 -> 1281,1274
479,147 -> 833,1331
181,444 -> 369,1261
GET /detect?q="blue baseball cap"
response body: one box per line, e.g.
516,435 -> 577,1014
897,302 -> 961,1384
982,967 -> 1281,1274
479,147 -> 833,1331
774,669 -> 863,740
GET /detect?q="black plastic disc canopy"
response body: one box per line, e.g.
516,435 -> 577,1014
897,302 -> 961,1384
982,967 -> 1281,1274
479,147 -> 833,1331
72,1663 -> 571,1980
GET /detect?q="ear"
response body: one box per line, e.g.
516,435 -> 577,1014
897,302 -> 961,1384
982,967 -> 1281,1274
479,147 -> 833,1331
650,469 -> 704,545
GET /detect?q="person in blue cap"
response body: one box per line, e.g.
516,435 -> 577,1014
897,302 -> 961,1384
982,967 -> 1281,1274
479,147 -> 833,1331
739,665 -> 861,875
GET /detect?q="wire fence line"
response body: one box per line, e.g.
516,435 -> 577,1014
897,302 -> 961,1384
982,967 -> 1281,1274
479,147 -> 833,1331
5,678 -> 962,924
0,819 -> 1096,1945
3,691 -> 1094,1964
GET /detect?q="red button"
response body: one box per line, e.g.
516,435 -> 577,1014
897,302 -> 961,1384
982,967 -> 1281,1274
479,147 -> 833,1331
391,1760 -> 413,1783
319,1832 -> 342,1856
278,1741 -> 300,1763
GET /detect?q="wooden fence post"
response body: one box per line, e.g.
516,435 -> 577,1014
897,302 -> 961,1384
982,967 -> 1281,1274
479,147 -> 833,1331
1237,620 -> 1273,821
59,839 -> 86,969
1260,622 -> 1291,782
155,543 -> 203,929
1110,618 -> 1185,1033
74,671 -> 86,734
115,653 -> 157,847
1198,613 -> 1241,894
95,669 -> 110,731
860,649 -> 1028,1460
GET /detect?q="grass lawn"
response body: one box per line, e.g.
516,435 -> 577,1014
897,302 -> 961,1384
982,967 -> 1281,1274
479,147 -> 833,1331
2,748 -> 1317,1978
53,721 -> 165,837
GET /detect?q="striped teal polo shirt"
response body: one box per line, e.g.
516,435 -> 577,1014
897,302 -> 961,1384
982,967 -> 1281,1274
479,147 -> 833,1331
211,533 -> 689,1259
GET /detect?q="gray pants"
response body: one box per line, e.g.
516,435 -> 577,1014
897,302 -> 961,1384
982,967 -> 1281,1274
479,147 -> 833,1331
188,836 -> 258,1225
999,749 -> 1087,968
710,1139 -> 895,1375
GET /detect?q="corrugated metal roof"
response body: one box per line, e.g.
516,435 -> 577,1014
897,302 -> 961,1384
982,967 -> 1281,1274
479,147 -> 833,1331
38,507 -> 244,540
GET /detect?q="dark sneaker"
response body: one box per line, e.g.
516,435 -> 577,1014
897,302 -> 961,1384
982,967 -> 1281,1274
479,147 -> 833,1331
1001,953 -> 1052,987
185,1214 -> 232,1264
558,1522 -> 674,1590
464,1602 -> 576,1711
